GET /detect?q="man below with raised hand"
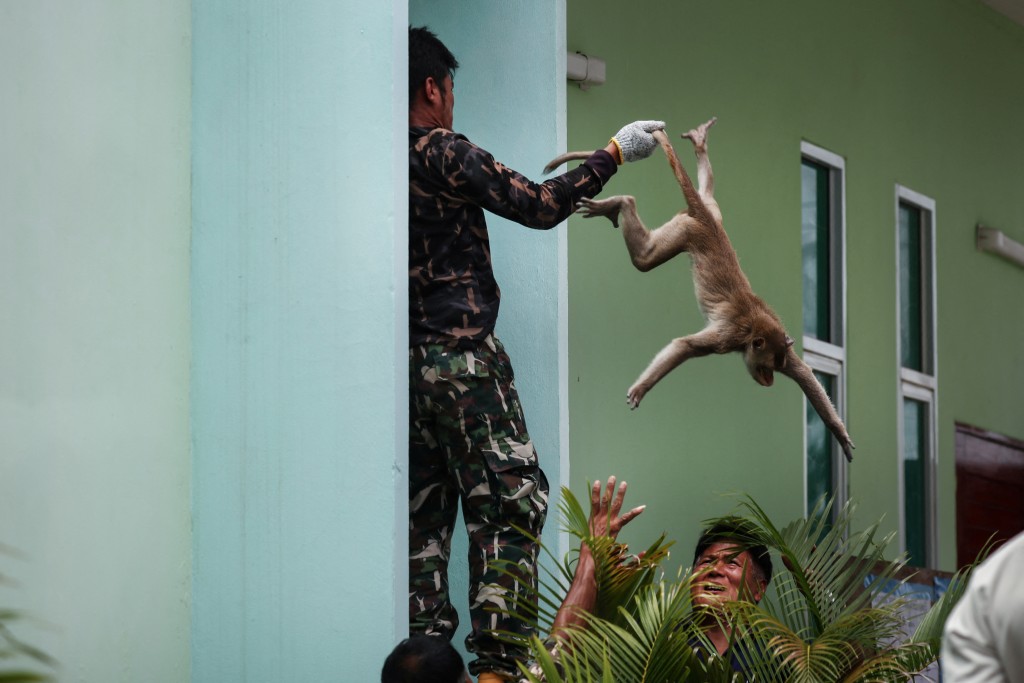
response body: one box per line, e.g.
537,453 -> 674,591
551,478 -> 773,675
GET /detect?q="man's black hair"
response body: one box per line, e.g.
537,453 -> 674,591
409,26 -> 459,103
693,517 -> 774,586
381,634 -> 465,683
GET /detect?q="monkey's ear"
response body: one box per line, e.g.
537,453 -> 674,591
753,337 -> 766,350
785,336 -> 795,348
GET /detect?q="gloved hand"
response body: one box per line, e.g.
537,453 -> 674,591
610,120 -> 665,163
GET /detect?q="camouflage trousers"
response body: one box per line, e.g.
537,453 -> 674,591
408,334 -> 549,677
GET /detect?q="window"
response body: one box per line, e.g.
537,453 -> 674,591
896,186 -> 937,568
800,142 -> 847,522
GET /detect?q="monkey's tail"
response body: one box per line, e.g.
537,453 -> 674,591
542,151 -> 595,174
652,129 -> 715,227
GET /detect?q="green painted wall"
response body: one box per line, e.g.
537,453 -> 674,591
0,1 -> 192,680
566,0 -> 1024,573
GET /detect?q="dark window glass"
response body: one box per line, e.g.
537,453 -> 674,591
806,370 -> 834,531
802,161 -> 831,342
903,397 -> 928,566
899,203 -> 923,371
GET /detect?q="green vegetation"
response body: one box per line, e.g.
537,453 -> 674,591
500,490 -> 979,682
1,545 -> 55,683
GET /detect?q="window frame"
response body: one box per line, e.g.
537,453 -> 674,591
800,142 -> 848,518
894,185 -> 939,568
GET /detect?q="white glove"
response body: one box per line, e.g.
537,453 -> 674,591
610,120 -> 665,163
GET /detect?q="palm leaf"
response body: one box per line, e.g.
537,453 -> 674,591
725,497 -> 906,634
0,674 -> 54,683
552,574 -> 726,682
701,496 -> 921,681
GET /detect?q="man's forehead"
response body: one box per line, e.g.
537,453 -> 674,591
697,541 -> 752,561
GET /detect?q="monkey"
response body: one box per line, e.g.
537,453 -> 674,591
546,118 -> 854,462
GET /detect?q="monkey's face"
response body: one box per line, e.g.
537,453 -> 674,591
745,333 -> 794,387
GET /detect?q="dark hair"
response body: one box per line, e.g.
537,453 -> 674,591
409,26 -> 459,103
693,517 -> 773,586
381,635 -> 465,683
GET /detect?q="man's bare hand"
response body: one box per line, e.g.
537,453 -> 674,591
552,476 -> 647,638
588,476 -> 645,540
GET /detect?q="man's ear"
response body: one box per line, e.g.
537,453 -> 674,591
752,579 -> 767,603
423,75 -> 442,104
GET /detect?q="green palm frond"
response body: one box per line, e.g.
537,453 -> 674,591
867,538 -> 996,677
0,578 -> 56,683
723,496 -> 906,635
839,641 -> 933,682
909,538 -> 993,648
588,534 -> 673,625
703,496 -> 939,681
543,574 -> 728,683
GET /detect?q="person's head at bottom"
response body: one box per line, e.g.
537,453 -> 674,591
382,634 -> 471,683
690,518 -> 773,611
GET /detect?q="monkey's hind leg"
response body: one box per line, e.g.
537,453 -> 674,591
627,328 -> 720,409
580,196 -> 694,273
681,117 -> 720,217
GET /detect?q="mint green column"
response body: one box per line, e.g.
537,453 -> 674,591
191,2 -> 407,681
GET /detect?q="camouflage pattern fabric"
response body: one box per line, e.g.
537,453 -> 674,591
409,334 -> 548,677
409,126 -> 611,349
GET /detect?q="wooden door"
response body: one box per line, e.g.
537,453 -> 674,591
955,422 -> 1024,568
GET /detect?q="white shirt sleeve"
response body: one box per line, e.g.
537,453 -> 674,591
942,531 -> 1024,683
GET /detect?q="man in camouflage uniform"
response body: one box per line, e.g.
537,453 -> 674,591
408,25 -> 664,681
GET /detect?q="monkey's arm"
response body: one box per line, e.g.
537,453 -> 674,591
780,348 -> 855,462
627,327 -> 721,409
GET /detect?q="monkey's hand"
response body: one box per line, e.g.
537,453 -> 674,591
577,197 -> 623,228
626,382 -> 647,410
610,120 -> 666,163
840,437 -> 855,463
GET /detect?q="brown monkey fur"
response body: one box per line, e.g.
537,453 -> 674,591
547,118 -> 854,462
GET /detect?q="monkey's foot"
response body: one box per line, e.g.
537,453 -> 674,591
577,197 -> 624,228
681,116 -> 718,150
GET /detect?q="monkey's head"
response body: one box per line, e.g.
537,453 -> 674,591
744,330 -> 794,387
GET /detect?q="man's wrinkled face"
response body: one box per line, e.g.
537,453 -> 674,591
690,541 -> 766,609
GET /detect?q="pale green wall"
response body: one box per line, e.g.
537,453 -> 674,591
566,0 -> 1024,573
0,1 -> 192,681
191,1 -> 407,681
409,0 -> 569,662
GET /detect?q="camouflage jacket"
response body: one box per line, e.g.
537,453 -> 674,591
409,126 -> 616,348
